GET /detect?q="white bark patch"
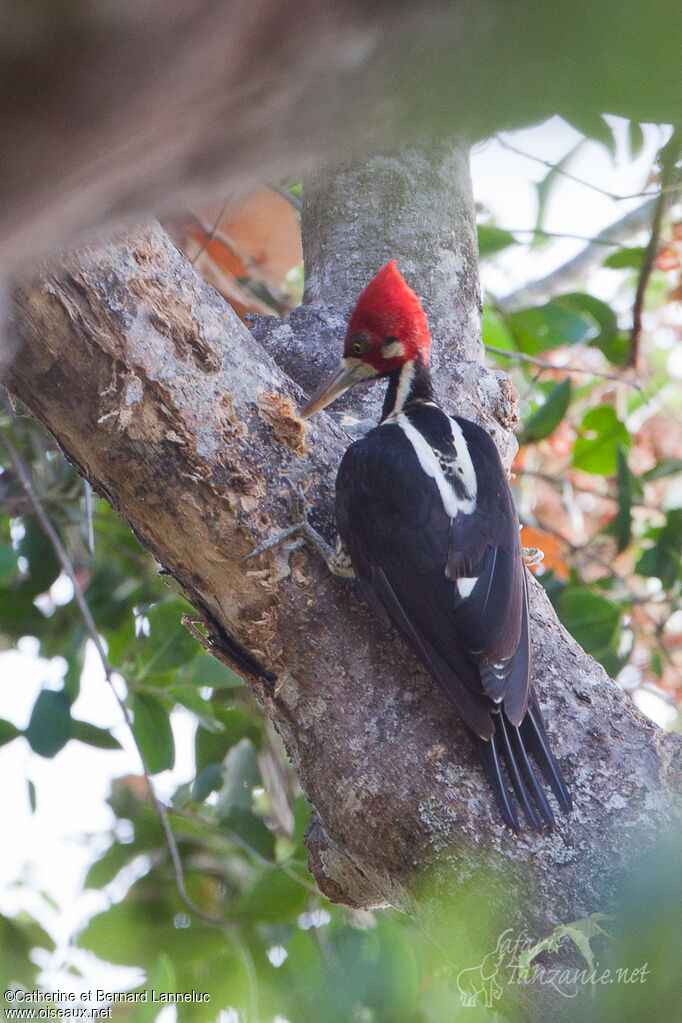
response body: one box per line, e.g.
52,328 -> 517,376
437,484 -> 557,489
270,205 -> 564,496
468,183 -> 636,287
125,376 -> 143,404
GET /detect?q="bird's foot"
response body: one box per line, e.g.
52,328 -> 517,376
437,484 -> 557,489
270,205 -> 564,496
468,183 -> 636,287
243,478 -> 355,578
522,546 -> 544,567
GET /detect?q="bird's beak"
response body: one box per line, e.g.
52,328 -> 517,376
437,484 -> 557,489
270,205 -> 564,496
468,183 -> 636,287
300,358 -> 377,418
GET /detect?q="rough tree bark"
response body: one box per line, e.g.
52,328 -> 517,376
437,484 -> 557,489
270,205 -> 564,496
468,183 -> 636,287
5,151 -> 681,1002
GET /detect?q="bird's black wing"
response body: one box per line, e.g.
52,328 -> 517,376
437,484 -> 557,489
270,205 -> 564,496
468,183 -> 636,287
336,409 -> 570,828
336,411 -> 529,736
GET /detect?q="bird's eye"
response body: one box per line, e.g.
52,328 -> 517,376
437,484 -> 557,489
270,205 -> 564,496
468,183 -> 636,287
349,333 -> 369,356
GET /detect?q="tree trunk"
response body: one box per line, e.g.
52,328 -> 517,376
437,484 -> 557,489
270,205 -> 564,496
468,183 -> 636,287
5,151 -> 681,998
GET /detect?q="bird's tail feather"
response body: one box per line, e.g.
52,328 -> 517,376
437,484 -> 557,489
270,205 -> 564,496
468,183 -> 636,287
474,728 -> 520,831
519,695 -> 572,813
474,699 -> 570,830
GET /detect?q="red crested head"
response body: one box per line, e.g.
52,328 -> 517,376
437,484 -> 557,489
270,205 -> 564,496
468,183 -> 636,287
300,261 -> 432,418
344,260 -> 431,371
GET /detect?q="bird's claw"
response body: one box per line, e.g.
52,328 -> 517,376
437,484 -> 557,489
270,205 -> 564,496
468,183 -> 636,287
522,546 -> 544,567
243,477 -> 347,574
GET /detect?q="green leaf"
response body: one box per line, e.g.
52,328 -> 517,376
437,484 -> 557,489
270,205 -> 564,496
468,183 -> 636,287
222,806 -> 276,861
0,584 -> 46,638
62,634 -> 86,703
482,305 -> 516,368
0,544 -> 18,586
131,693 -> 175,774
533,142 -> 584,238
169,685 -> 225,732
70,719 -> 122,750
293,793 -> 313,844
572,406 -> 631,475
477,224 -> 517,257
215,738 -> 260,816
241,867 -> 309,923
136,600 -> 199,679
28,779 -> 37,813
76,902 -> 163,966
195,705 -> 264,773
520,379 -> 572,443
642,459 -> 682,482
565,113 -> 617,156
607,449 -> 632,553
557,586 -> 621,655
192,763 -> 224,803
603,246 -> 646,270
85,565 -> 142,633
133,955 -> 176,1023
25,689 -> 71,758
18,518 -> 61,598
85,840 -> 139,889
0,910 -> 56,987
77,899 -> 232,971
557,292 -> 618,347
103,610 -> 136,669
627,121 -> 646,160
518,913 -> 614,978
635,510 -> 682,589
173,653 -> 243,690
507,300 -> 600,355
0,718 -> 21,748
596,333 -> 631,367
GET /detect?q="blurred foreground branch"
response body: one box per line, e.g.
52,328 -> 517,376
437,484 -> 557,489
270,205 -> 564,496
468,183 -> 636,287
2,0 -> 681,267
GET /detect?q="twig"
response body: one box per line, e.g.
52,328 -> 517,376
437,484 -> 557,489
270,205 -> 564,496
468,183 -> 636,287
495,136 -> 663,202
628,133 -> 681,367
0,429 -> 237,929
84,480 -> 94,554
266,182 -> 302,211
528,517 -> 656,610
484,344 -> 643,390
169,805 -> 319,894
497,198 -> 658,311
190,198 -> 230,265
498,227 -> 624,246
184,211 -> 292,315
188,214 -> 262,278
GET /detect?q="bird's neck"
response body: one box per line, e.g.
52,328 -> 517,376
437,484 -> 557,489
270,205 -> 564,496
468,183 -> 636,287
380,357 -> 435,422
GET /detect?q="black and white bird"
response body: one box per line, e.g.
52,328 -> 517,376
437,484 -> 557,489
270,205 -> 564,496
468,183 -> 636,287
300,260 -> 571,831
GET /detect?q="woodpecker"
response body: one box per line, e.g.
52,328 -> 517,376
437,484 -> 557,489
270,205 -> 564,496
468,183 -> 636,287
300,260 -> 571,831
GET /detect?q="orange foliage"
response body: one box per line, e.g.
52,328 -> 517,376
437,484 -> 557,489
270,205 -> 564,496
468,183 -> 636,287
168,186 -> 302,320
520,526 -> 569,579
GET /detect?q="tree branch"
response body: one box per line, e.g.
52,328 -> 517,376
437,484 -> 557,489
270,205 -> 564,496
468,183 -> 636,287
5,196 -> 680,979
497,198 -> 659,311
484,343 -> 643,390
627,132 -> 681,367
